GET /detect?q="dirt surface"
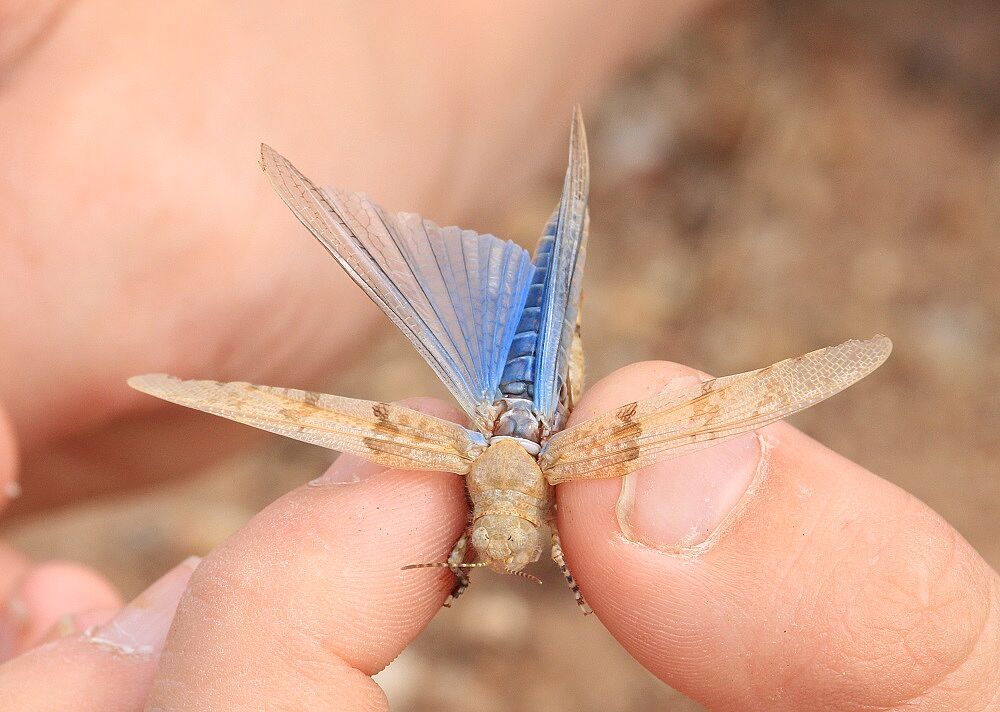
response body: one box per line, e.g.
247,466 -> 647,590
9,1 -> 1000,709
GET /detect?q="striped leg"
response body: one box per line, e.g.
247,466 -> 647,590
567,310 -> 585,409
443,529 -> 472,607
550,529 -> 592,615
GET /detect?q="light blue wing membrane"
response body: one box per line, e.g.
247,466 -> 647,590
261,145 -> 534,433
526,106 -> 590,432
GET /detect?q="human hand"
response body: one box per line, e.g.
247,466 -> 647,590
0,0 -> 704,513
1,367 -> 995,711
0,2 -> 722,703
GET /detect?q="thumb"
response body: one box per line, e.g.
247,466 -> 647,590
557,361 -> 1000,711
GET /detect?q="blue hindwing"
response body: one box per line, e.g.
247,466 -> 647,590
500,107 -> 589,432
261,145 -> 534,433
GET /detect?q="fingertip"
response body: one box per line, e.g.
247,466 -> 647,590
0,571 -> 176,712
557,359 -> 711,552
149,454 -> 469,707
11,561 -> 122,653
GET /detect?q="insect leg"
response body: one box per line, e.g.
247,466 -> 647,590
550,528 -> 592,615
444,528 -> 473,607
566,311 -> 585,409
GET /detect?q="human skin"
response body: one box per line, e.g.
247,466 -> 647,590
1,1 -> 998,710
0,385 -> 997,710
0,0 -> 698,639
0,0 -> 697,509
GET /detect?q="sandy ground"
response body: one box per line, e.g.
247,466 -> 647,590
9,0 -> 1000,709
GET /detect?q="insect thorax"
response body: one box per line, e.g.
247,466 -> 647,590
493,397 -> 542,444
492,396 -> 568,450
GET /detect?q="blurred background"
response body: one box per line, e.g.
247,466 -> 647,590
6,0 -> 1000,710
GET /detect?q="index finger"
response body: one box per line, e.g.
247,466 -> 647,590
146,398 -> 468,712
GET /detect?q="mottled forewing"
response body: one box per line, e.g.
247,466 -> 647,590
533,107 -> 589,429
539,336 -> 892,483
260,145 -> 534,433
129,374 -> 486,474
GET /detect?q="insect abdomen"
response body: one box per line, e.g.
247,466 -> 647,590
498,215 -> 558,399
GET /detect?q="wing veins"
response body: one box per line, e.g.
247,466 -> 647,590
237,384 -> 474,456
261,145 -> 535,429
128,375 -> 484,473
540,336 -> 892,482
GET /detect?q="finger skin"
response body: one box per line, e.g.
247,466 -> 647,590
557,361 -> 1000,711
3,0 -> 709,510
0,408 -> 122,660
146,401 -> 468,711
0,637 -> 157,712
38,608 -> 118,643
0,562 -> 194,712
0,543 -> 30,661
10,561 -> 122,654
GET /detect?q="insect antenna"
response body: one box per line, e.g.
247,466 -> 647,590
401,563 -> 542,584
512,570 -> 543,585
401,562 -> 490,571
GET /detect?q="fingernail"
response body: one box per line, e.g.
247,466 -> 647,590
310,453 -> 384,485
616,432 -> 763,553
43,609 -> 117,644
85,556 -> 200,656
